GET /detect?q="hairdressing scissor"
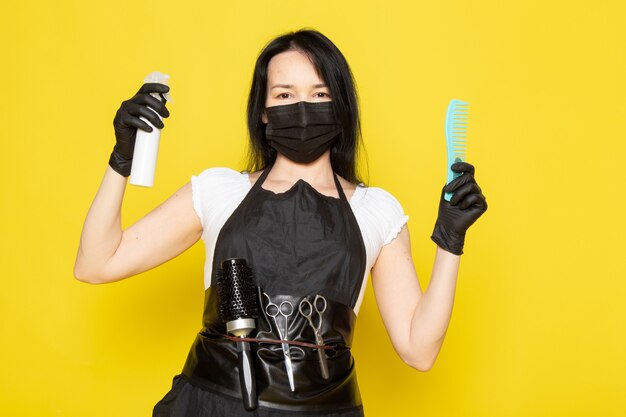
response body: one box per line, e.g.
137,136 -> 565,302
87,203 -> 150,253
299,294 -> 329,379
263,292 -> 296,391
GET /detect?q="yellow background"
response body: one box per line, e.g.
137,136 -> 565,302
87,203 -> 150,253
1,1 -> 624,416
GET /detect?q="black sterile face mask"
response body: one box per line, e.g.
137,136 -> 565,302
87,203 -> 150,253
264,101 -> 342,164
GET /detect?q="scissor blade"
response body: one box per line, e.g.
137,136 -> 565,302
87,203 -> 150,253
313,331 -> 330,379
316,346 -> 330,379
281,342 -> 295,391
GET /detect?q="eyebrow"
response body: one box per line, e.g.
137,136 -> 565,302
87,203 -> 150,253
270,83 -> 327,90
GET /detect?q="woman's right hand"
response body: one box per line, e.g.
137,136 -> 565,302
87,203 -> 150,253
108,83 -> 170,177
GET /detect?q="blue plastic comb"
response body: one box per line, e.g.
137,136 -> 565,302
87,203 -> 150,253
444,99 -> 469,201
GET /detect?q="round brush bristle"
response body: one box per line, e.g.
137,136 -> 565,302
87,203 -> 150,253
216,258 -> 259,323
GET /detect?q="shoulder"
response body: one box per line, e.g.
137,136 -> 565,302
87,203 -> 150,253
352,184 -> 409,246
192,166 -> 249,185
190,167 -> 251,227
352,184 -> 405,213
191,166 -> 252,195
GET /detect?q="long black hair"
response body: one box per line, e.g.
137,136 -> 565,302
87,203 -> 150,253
245,28 -> 367,185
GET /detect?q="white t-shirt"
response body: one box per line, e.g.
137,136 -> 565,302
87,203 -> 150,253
190,167 -> 409,316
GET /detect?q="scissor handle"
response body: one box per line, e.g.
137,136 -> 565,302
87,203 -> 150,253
299,298 -> 314,318
279,301 -> 294,317
313,295 -> 327,314
263,292 -> 280,317
265,304 -> 279,318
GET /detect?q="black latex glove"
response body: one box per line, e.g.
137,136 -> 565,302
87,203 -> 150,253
431,161 -> 488,255
109,83 -> 170,177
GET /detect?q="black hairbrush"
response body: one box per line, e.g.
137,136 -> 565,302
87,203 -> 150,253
216,258 -> 259,411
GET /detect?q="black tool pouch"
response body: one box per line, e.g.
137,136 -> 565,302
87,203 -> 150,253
181,286 -> 363,413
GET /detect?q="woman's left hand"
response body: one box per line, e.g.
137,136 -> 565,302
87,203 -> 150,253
430,161 -> 488,255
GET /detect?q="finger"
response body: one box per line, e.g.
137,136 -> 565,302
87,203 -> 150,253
122,110 -> 153,132
471,181 -> 485,200
124,101 -> 164,129
137,82 -> 170,95
471,194 -> 488,211
136,105 -> 165,129
458,193 -> 485,210
136,93 -> 169,118
123,100 -> 143,117
444,171 -> 475,193
450,161 -> 475,175
450,182 -> 480,206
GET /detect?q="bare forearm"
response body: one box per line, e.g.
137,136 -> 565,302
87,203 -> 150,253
408,246 -> 460,368
74,165 -> 127,281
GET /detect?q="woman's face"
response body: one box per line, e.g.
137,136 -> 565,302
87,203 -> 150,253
261,50 -> 332,123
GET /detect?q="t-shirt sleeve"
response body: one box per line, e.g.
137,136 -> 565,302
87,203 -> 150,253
355,186 -> 409,248
379,188 -> 409,245
190,167 -> 250,238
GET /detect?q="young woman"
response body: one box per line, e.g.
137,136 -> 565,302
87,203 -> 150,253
74,28 -> 487,416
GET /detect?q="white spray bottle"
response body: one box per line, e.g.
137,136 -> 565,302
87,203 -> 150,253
130,71 -> 173,187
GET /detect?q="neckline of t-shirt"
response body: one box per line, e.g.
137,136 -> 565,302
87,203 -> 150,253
241,171 -> 364,206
